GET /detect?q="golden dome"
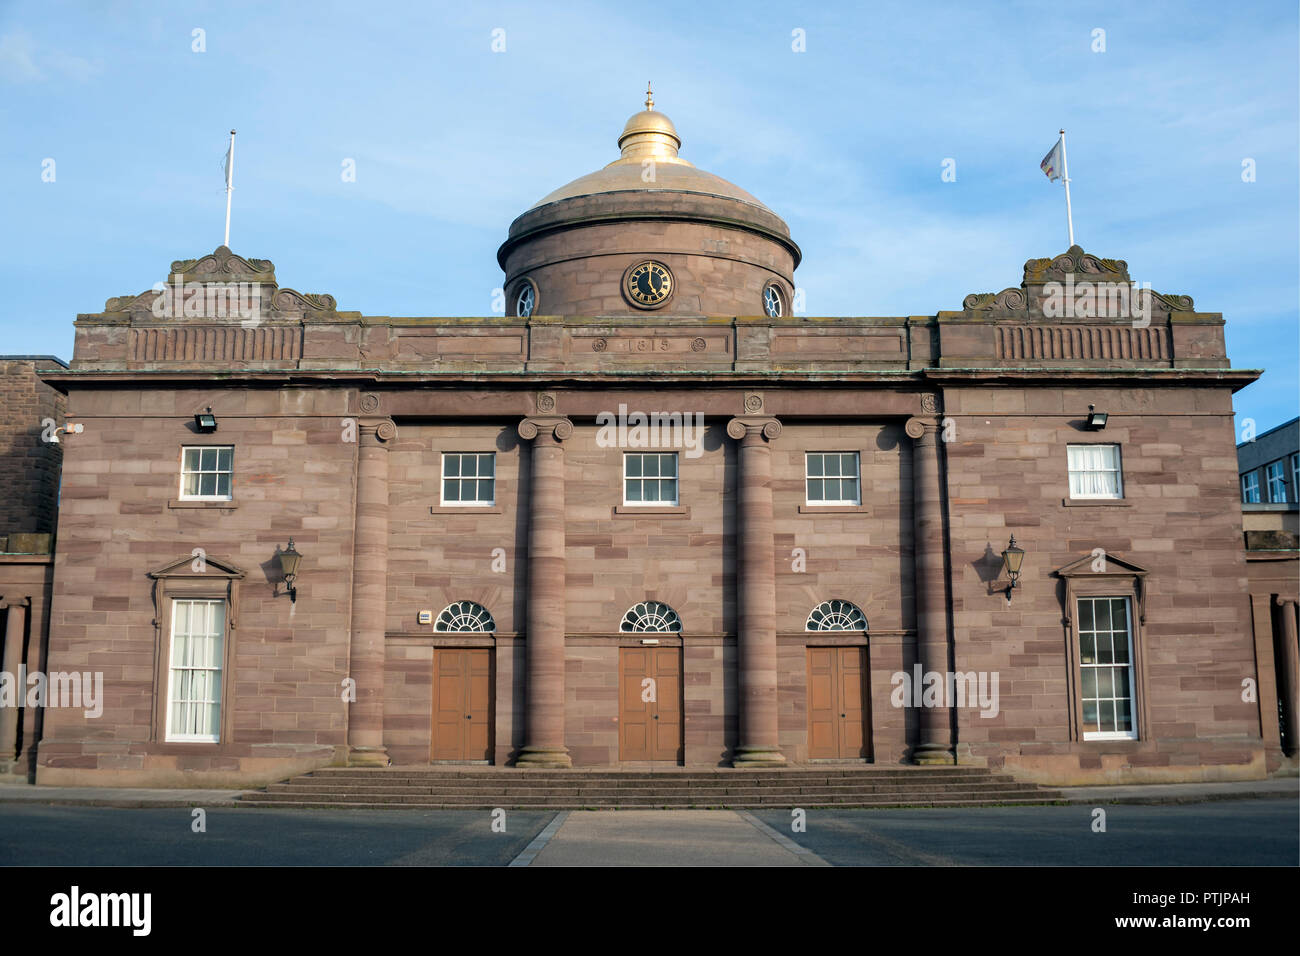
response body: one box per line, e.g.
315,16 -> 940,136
527,84 -> 772,212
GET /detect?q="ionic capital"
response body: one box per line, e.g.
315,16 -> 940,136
726,416 -> 782,443
518,416 -> 574,444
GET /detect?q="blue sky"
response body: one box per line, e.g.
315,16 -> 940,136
2,0 -> 1296,430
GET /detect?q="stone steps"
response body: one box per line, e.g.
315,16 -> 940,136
237,765 -> 1062,810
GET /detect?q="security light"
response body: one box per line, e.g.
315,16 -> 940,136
1084,404 -> 1108,430
194,408 -> 218,433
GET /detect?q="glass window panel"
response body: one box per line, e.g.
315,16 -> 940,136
626,481 -> 642,502
661,454 -> 676,477
1096,635 -> 1114,664
480,455 -> 495,477
626,455 -> 642,478
216,474 -> 231,497
443,479 -> 458,501
1095,600 -> 1111,631
1116,699 -> 1132,732
461,456 -> 477,478
661,479 -> 676,502
842,453 -> 858,476
200,472 -> 217,496
478,479 -> 494,502
1115,668 -> 1130,700
200,447 -> 217,470
1079,633 -> 1096,664
1081,669 -> 1096,698
1112,633 -> 1130,663
643,480 -> 660,502
1078,600 -> 1094,631
807,479 -> 824,501
183,448 -> 201,471
217,448 -> 232,471
807,455 -> 824,477
444,456 -> 460,477
1096,668 -> 1113,698
1098,700 -> 1117,732
1082,701 -> 1098,729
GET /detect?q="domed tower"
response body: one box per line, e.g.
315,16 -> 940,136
498,86 -> 801,318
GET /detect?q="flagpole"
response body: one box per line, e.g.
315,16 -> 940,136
1059,128 -> 1074,247
223,129 -> 236,248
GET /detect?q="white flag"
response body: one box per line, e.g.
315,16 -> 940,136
1040,138 -> 1064,181
222,141 -> 233,187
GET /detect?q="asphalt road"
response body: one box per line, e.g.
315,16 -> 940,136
0,799 -> 1293,866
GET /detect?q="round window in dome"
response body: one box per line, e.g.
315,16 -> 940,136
515,280 -> 537,318
763,283 -> 784,318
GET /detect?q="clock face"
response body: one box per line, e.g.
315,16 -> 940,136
626,261 -> 673,307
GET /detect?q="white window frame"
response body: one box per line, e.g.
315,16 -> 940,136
623,452 -> 679,506
1077,595 -> 1138,741
165,598 -> 226,743
1067,443 -> 1124,500
1241,471 -> 1261,503
440,452 -> 496,506
805,452 -> 861,506
179,445 -> 234,501
1265,460 -> 1287,503
1292,454 -> 1300,503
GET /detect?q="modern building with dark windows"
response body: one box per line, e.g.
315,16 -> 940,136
5,98 -> 1293,788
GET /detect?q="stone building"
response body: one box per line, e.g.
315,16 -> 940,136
22,96 -> 1283,787
0,356 -> 66,782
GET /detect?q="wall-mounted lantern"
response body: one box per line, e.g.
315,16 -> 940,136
277,538 -> 302,603
1083,404 -> 1108,430
1001,535 -> 1025,602
194,407 -> 218,433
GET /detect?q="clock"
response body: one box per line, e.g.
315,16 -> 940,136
624,260 -> 673,308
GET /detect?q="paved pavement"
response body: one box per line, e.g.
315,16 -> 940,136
751,800 -> 1297,866
518,810 -> 830,866
0,805 -> 553,866
0,798 -> 1293,866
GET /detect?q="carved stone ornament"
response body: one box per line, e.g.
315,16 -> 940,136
375,420 -> 397,442
904,418 -> 927,440
359,393 -> 381,414
726,416 -> 782,442
919,394 -> 938,414
536,392 -> 557,413
691,337 -> 707,352
743,393 -> 764,413
518,417 -> 574,442
592,338 -> 608,352
1023,245 -> 1130,284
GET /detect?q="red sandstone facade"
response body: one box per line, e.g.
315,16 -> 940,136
11,103 -> 1287,788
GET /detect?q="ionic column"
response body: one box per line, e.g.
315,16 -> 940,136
907,417 -> 955,764
346,419 -> 396,767
516,416 -> 573,768
727,416 -> 787,767
0,599 -> 28,763
1277,597 -> 1299,757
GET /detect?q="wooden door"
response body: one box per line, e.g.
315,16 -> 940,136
807,647 -> 868,760
432,648 -> 493,761
619,647 -> 682,762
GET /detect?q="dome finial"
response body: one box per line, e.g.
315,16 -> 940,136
645,81 -> 653,111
